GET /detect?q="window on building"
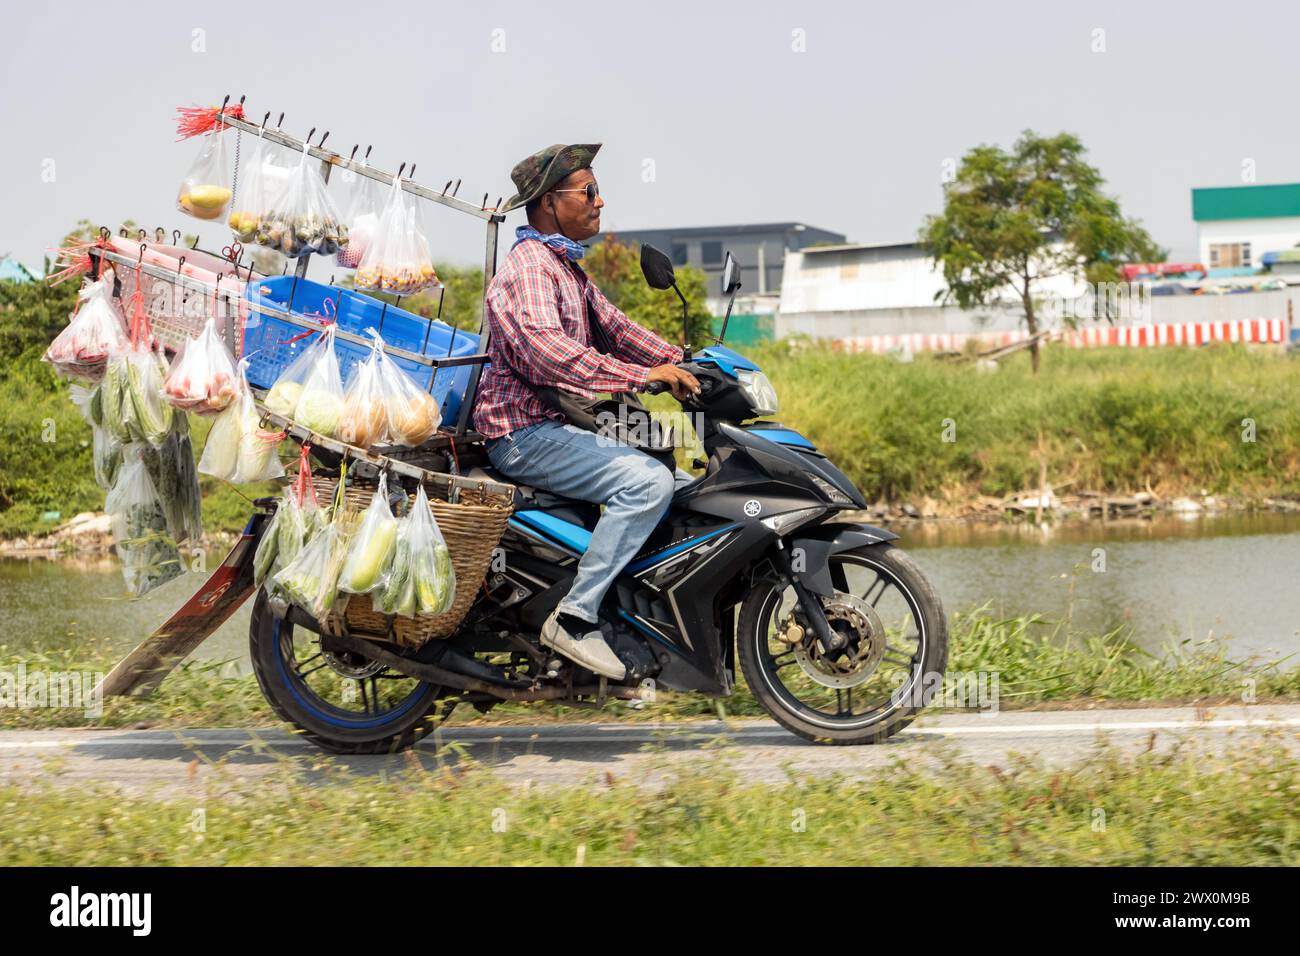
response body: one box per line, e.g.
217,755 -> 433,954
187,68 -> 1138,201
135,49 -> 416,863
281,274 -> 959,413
671,243 -> 688,266
1209,242 -> 1252,268
701,241 -> 722,266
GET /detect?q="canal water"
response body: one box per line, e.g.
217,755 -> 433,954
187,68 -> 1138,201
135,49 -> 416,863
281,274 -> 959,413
2,512 -> 1297,673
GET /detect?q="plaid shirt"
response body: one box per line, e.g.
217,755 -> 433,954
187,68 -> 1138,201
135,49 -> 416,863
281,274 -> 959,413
472,238 -> 684,439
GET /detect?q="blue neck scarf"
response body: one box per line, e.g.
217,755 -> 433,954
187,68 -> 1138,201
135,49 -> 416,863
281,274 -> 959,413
514,225 -> 586,261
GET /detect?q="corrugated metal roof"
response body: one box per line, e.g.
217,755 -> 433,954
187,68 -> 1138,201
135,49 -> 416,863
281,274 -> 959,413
1192,183 -> 1300,222
0,256 -> 38,283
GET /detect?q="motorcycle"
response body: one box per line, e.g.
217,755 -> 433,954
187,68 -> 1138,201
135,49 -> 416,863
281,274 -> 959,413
105,246 -> 948,752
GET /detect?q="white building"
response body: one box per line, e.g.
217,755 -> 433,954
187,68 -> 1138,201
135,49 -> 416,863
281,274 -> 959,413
777,241 -> 1087,340
1193,183 -> 1300,270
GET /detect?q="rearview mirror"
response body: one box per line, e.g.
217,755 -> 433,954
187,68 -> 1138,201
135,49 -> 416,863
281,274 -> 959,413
721,252 -> 742,295
640,243 -> 677,290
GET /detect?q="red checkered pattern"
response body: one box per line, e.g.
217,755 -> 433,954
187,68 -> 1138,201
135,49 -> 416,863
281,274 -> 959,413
472,238 -> 683,439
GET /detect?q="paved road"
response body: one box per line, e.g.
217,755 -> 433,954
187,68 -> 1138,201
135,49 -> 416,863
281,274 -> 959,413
2,703 -> 1297,796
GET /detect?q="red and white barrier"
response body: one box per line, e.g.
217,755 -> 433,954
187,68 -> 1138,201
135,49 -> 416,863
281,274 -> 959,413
829,318 -> 1289,355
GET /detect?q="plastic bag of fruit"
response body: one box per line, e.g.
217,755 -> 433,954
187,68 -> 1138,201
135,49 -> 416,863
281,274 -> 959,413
354,176 -> 438,296
338,338 -> 388,448
336,157 -> 384,269
256,144 -> 348,259
42,270 -> 130,382
162,314 -> 239,414
177,128 -> 233,222
371,333 -> 442,446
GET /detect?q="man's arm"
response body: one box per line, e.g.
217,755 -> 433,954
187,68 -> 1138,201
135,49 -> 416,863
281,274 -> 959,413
588,281 -> 685,367
497,268 -> 654,392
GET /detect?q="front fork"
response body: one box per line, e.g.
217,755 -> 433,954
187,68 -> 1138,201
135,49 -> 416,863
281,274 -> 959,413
770,539 -> 842,655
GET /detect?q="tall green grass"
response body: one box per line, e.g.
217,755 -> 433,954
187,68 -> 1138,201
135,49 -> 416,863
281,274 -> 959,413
747,341 -> 1300,503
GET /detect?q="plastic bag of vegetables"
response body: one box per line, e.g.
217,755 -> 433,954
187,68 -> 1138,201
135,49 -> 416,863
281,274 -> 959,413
101,344 -> 174,448
338,339 -> 388,448
142,411 -> 204,545
71,383 -> 123,491
339,473 -> 399,595
254,449 -> 321,586
256,143 -> 348,258
198,358 -> 286,483
335,156 -> 384,269
177,127 -> 233,222
355,176 -> 438,296
271,465 -> 355,619
263,320 -> 343,431
376,484 -> 455,617
105,451 -> 184,598
162,315 -> 239,414
372,334 -> 442,447
42,271 -> 130,382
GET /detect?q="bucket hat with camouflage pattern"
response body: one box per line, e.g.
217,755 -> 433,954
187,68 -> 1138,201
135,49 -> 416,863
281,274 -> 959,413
501,143 -> 602,213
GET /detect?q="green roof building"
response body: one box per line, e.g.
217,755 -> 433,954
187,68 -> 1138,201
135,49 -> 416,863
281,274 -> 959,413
1191,183 -> 1300,274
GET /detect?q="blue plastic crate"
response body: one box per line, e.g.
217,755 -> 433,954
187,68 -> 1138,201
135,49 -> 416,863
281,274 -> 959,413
242,277 -> 481,428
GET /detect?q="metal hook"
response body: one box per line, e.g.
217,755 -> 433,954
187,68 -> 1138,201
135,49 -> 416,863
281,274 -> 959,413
305,128 -> 316,149
137,227 -> 146,241
190,234 -> 200,250
452,179 -> 461,197
172,229 -> 181,246
397,162 -> 407,180
318,130 -> 329,148
276,112 -> 285,128
118,227 -> 127,237
349,144 -> 359,162
364,145 -> 373,161
154,226 -> 165,242
409,163 -> 416,179
260,111 -> 270,133
480,193 -> 489,211
138,243 -> 146,265
492,196 -> 502,212
98,226 -> 110,242
442,180 -> 452,196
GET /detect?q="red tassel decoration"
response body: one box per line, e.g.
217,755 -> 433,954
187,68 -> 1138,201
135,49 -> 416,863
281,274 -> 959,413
174,102 -> 245,140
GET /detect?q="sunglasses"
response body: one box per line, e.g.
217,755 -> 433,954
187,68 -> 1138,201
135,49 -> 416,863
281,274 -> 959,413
551,181 -> 600,203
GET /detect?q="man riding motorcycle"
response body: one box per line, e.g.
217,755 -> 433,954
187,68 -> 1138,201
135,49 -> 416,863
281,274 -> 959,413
473,142 -> 702,681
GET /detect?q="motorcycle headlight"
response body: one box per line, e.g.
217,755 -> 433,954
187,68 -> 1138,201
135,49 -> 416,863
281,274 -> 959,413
736,369 -> 779,416
809,473 -> 854,506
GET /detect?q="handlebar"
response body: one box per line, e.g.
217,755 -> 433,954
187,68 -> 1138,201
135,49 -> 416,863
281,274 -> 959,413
644,380 -> 668,395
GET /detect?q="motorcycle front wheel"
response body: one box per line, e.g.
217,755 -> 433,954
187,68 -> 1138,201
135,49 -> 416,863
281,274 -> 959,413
737,542 -> 948,745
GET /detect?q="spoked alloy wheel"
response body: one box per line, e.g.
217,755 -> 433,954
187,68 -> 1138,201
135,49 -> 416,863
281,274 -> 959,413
738,543 -> 947,744
248,589 -> 456,754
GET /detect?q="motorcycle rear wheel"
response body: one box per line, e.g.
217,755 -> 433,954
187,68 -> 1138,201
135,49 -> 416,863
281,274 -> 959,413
249,589 -> 457,754
737,542 -> 948,745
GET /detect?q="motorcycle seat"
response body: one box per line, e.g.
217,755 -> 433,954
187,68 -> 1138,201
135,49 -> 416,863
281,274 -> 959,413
466,464 -> 602,531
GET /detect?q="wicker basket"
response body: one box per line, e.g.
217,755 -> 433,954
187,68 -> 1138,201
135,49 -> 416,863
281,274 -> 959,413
311,474 -> 513,647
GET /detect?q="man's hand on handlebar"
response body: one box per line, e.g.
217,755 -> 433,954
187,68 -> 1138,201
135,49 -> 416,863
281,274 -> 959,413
645,364 -> 701,401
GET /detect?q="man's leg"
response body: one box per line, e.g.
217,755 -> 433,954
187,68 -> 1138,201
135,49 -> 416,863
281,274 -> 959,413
487,421 -> 676,623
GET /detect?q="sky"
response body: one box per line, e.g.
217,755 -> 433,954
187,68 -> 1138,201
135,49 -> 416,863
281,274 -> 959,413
3,0 -> 1298,273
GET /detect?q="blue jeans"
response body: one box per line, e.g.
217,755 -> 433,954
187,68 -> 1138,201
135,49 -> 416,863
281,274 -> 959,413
485,420 -> 694,624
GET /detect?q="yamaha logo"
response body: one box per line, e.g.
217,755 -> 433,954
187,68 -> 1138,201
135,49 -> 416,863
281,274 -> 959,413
743,499 -> 762,517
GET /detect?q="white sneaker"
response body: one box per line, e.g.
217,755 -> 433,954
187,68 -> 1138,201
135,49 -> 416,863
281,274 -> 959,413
541,610 -> 626,680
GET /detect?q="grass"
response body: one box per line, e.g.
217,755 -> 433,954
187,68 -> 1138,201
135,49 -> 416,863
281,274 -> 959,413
2,739 -> 1297,865
746,340 -> 1300,504
2,606 -> 1295,731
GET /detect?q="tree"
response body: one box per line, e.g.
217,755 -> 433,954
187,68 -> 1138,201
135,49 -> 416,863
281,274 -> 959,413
920,130 -> 1162,372
584,236 -> 712,347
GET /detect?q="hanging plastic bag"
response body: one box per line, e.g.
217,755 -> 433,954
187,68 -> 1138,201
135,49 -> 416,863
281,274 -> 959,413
263,315 -> 342,425
177,127 -> 233,221
272,464 -> 356,619
257,143 -> 349,258
227,127 -> 291,243
106,451 -> 184,598
354,176 -> 438,296
199,358 -> 286,483
162,311 -> 239,415
339,474 -> 399,595
268,323 -> 344,437
371,333 -> 442,446
43,270 -> 130,382
140,411 -> 204,544
101,344 -> 173,448
256,447 -> 321,586
377,484 -> 455,617
336,158 -> 384,269
338,340 -> 388,448
71,383 -> 124,491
